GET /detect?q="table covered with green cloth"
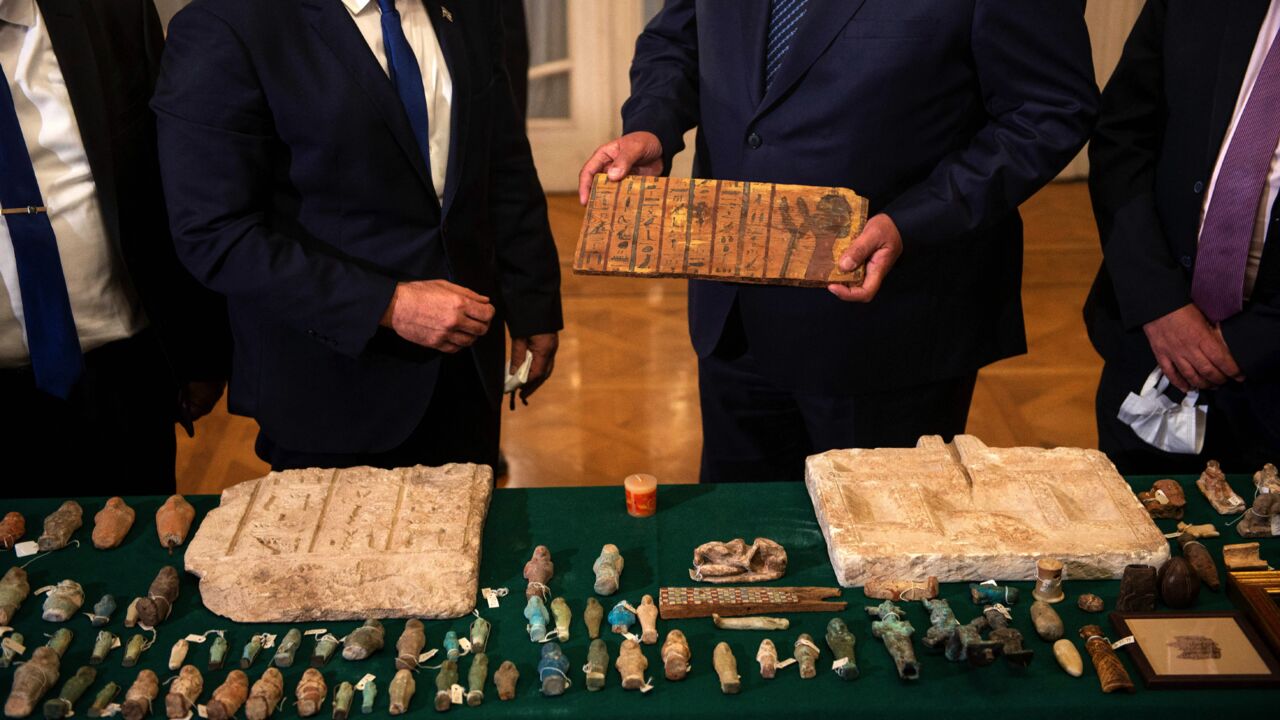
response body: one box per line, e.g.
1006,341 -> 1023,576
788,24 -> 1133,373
1,474 -> 1275,719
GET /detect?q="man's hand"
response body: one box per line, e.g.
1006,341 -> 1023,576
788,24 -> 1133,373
578,132 -> 665,205
1143,304 -> 1245,392
828,214 -> 904,303
381,280 -> 496,353
509,333 -> 559,405
176,380 -> 226,437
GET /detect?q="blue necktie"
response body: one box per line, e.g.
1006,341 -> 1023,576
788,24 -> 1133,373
376,0 -> 433,171
766,0 -> 810,91
0,65 -> 82,399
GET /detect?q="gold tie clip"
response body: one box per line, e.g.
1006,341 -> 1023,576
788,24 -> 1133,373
1,206 -> 47,215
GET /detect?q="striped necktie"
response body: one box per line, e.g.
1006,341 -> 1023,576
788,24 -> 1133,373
766,0 -> 810,91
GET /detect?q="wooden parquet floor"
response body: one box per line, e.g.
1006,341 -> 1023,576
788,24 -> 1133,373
176,182 -> 1104,494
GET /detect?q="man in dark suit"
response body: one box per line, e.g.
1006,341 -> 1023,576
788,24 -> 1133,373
1085,0 -> 1280,473
153,0 -> 562,471
579,1 -> 1098,483
1,0 -> 230,496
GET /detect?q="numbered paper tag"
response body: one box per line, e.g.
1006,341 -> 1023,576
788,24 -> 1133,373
1111,636 -> 1135,650
776,658 -> 797,669
260,633 -> 277,650
112,636 -> 122,649
832,657 -> 849,671
1163,531 -> 1183,539
184,634 -> 209,644
355,674 -> 376,691
102,704 -> 121,718
1,637 -> 25,655
13,541 -> 38,558
418,649 -> 438,664
303,629 -> 329,638
458,637 -> 472,654
623,633 -> 640,644
449,684 -> 464,705
196,705 -> 209,718
34,585 -> 54,596
481,588 -> 502,609
639,677 -> 654,694
980,579 -> 997,587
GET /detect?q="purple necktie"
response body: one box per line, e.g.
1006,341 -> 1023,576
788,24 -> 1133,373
1192,31 -> 1280,323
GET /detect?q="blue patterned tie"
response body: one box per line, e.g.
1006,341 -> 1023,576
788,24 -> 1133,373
766,0 -> 810,91
376,0 -> 432,170
0,65 -> 82,398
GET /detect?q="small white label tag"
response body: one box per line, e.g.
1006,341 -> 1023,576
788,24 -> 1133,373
102,704 -> 121,717
303,629 -> 329,637
1229,495 -> 1243,506
196,704 -> 208,718
2,637 -> 25,655
621,601 -> 638,614
418,649 -> 438,664
481,588 -> 503,609
260,633 -> 277,650
1154,489 -> 1170,505
776,658 -> 797,669
355,674 -> 376,691
980,579 -> 997,587
184,634 -> 207,644
1164,531 -> 1183,539
623,633 -> 640,644
639,677 -> 654,694
14,541 -> 38,558
990,604 -> 1013,621
34,585 -> 54,596
111,636 -> 122,650
449,684 -> 464,705
458,637 -> 472,654
832,657 -> 849,671
1111,636 -> 1135,650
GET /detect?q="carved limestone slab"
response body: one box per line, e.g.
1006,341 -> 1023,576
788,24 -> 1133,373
186,465 -> 492,622
806,436 -> 1170,587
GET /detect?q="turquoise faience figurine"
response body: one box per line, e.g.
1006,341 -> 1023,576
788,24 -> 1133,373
89,595 -> 116,627
240,634 -> 264,669
524,597 -> 550,642
537,642 -> 571,697
825,618 -> 858,680
342,620 -> 385,661
443,630 -> 461,661
592,544 -> 624,596
922,598 -> 959,652
969,582 -> 1020,606
272,629 -> 302,668
607,601 -> 636,635
360,679 -> 377,715
312,633 -> 340,667
866,601 -> 920,681
469,616 -> 491,654
208,633 -> 230,670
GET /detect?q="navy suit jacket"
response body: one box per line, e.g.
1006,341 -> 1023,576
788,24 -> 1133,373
624,0 -> 1097,394
152,0 -> 562,453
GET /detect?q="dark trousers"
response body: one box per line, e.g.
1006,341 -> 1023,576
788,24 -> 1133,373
0,329 -> 176,497
256,351 -> 501,472
1097,360 -> 1280,475
698,307 -> 977,483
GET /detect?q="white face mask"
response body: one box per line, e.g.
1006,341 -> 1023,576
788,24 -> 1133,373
1116,367 -> 1208,455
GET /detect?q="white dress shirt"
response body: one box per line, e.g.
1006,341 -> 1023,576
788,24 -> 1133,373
0,0 -> 144,368
1200,1 -> 1280,300
343,0 -> 453,204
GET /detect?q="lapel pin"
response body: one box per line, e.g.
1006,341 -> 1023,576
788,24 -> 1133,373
441,6 -> 453,22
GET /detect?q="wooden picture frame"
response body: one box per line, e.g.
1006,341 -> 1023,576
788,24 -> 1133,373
1228,570 -> 1280,660
1109,611 -> 1280,689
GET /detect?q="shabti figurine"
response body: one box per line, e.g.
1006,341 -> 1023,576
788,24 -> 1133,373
469,616 -> 491,654
922,598 -> 959,652
1032,558 -> 1065,603
466,653 -> 488,706
38,501 -> 82,552
1238,493 -> 1280,538
245,668 -> 284,720
90,630 -> 116,665
273,629 -> 302,668
826,618 -> 859,680
332,682 -> 354,720
0,566 -> 30,625
593,544 -> 624,596
982,607 -> 1033,670
1177,521 -> 1218,539
689,538 -> 787,584
388,668 -> 416,715
1077,594 -> 1104,613
168,639 -> 189,672
4,646 -> 60,718
296,669 -> 327,717
1,632 -> 23,668
1115,565 -> 1158,612
713,643 -> 741,694
164,665 -> 203,719
135,566 -> 179,627
1222,542 -> 1269,571
867,601 -> 920,680
92,497 -> 135,550
46,629 -> 73,658
155,495 -> 196,552
396,619 -> 427,670
1080,626 -> 1134,693
537,643 -> 571,697
756,639 -> 778,679
661,630 -> 691,681
43,665 -> 95,720
969,582 -> 1019,606
550,598 -> 572,642
207,670 -> 249,720
1196,460 -> 1245,515
636,595 -> 659,644
1137,479 -> 1186,520
1052,639 -> 1083,677
864,577 -> 939,602
0,511 -> 23,549
343,619 -> 385,661
608,601 -> 636,635
616,638 -> 649,691
122,634 -> 147,668
585,639 -> 609,691
1158,556 -> 1200,609
209,634 -> 230,670
524,597 -> 550,642
584,597 -> 604,639
523,546 -> 553,599
443,631 -> 461,662
311,634 -> 339,667
121,669 -> 159,720
494,661 -> 519,701
89,595 -> 116,627
360,680 -> 376,714
433,659 -> 458,712
1255,463 -> 1280,493
1030,601 -> 1064,642
41,579 -> 85,622
793,633 -> 820,679
713,614 -> 789,631
124,598 -> 140,628
241,635 -> 264,669
86,682 -> 120,718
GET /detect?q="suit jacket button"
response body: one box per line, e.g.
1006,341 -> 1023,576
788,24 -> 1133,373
747,132 -> 762,149
1181,255 -> 1193,268
1193,181 -> 1204,194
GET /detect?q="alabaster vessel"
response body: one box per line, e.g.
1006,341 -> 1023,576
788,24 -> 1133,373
662,630 -> 691,681
165,665 -> 204,720
1032,558 -> 1065,603
523,545 -> 554,598
689,537 -> 787,583
616,638 -> 649,690
38,501 -> 82,552
156,495 -> 196,551
593,544 -> 625,596
713,642 -> 741,694
92,497 -> 136,550
207,670 -> 249,720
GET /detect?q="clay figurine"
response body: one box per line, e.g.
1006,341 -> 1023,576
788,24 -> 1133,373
1080,625 -> 1134,693
523,545 -> 554,598
121,669 -> 159,720
443,631 -> 461,662
41,579 -> 85,622
1158,556 -> 1201,608
1197,460 -> 1245,514
713,642 -> 740,694
550,597 -> 572,642
1077,594 -> 1104,613
165,665 -> 204,719
0,565 -> 30,625
1255,463 -> 1280,493
585,639 -> 609,691
273,628 -> 302,668
1137,478 -> 1187,519
594,544 -> 626,597
207,670 -> 249,720
616,638 -> 649,690
92,497 -> 136,550
661,630 -> 691,681
466,652 -> 488,706
1177,521 -> 1219,539
241,634 -> 265,669
396,619 -> 427,669
469,615 -> 491,654
46,629 -> 74,658
537,642 -> 571,697
982,606 -> 1033,670
122,634 -> 147,668
793,633 -> 820,679
209,633 -> 230,670
343,619 -> 385,661
296,668 -> 327,717
4,645 -> 60,718
921,598 -> 959,651
1238,493 -> 1280,538
826,618 -> 858,680
969,582 -> 1019,606
864,576 -> 939,602
1030,600 -> 1065,641
1,631 -> 24,668
1032,558 -> 1065,603
311,634 -> 339,667
245,667 -> 285,720
1115,564 -> 1157,612
608,600 -> 636,635
689,537 -> 787,584
167,639 -> 189,673
43,665 -> 95,720
525,596 -> 550,642
88,594 -> 116,626
494,660 -> 520,701
90,630 -> 116,665
155,495 -> 196,552
636,594 -> 659,644
135,566 -> 179,627
332,682 -> 354,720
85,682 -> 120,718
714,614 -> 789,631
0,511 -> 23,549
38,501 -> 82,552
756,639 -> 778,679
867,601 -> 920,680
1053,639 -> 1084,677
360,680 -> 377,715
432,658 -> 457,712
584,598 -> 604,639
1223,542 -> 1269,571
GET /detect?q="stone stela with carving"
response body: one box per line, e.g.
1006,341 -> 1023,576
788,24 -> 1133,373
186,465 -> 492,622
574,174 -> 869,286
806,436 -> 1170,587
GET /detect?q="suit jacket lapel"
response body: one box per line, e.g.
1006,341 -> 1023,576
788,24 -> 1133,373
753,0 -> 867,121
422,0 -> 468,219
301,0 -> 437,197
1205,0 -> 1272,170
36,0 -> 121,250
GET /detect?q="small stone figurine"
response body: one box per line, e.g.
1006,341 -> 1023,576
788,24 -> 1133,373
245,668 -> 285,720
1256,463 -> 1280,493
0,511 -> 24,549
91,497 -> 136,550
89,594 -> 116,627
241,634 -> 265,669
592,544 -> 624,596
525,597 -> 551,642
537,643 -> 571,697
867,601 -> 920,680
636,595 -> 659,644
343,619 -> 385,661
360,679 -> 377,714
585,639 -> 609,691
1030,600 -> 1065,641
120,669 -> 159,720
466,653 -> 488,707
0,566 -> 29,625
41,579 -> 85,622
296,668 -> 327,717
164,665 -> 204,720
1080,625 -> 1134,694
38,500 -> 83,552
469,616 -> 492,654
607,601 -> 636,635
46,628 -> 74,658
550,598 -> 572,642
122,634 -> 147,668
825,618 -> 858,680
85,681 -> 120,718
433,659 -> 458,712
332,682 -> 355,720
443,631 -> 461,662
1197,460 -> 1246,514
1238,493 -> 1280,538
793,633 -> 820,679
206,670 -> 249,720
494,661 -> 520,701
4,646 -> 61,718
90,630 -> 116,665
661,630 -> 691,681
1031,558 -> 1065,603
1053,639 -> 1084,678
311,634 -> 339,667
947,615 -> 1000,667
583,598 -> 604,639
968,582 -> 1020,606
712,643 -> 741,694
396,619 -> 427,670
523,545 -> 554,599
273,628 -> 302,668
155,495 -> 196,552
388,669 -> 416,715
135,566 -> 180,628
43,665 -> 95,720
209,633 -> 230,671
0,631 -> 23,668
756,639 -> 778,679
616,639 -> 649,691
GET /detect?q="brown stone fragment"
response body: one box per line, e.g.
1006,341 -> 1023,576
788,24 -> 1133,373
156,495 -> 196,552
0,512 -> 24,549
1222,542 -> 1269,571
1237,494 -> 1280,538
1178,533 -> 1222,589
206,670 -> 249,720
1115,565 -> 1157,612
494,661 -> 519,701
395,619 -> 427,670
38,501 -> 83,552
864,576 -> 938,601
92,497 -> 136,550
136,566 -> 180,628
690,538 -> 787,584
1077,594 -> 1104,613
1137,479 -> 1186,519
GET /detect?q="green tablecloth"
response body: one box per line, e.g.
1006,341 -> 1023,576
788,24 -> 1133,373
1,476 -> 1275,719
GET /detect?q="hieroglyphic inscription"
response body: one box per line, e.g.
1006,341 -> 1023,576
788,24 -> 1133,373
576,174 -> 868,286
